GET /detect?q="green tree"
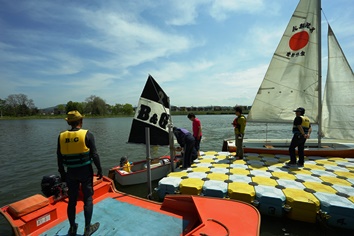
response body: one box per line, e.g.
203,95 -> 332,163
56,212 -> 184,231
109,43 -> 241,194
85,95 -> 107,115
122,103 -> 134,115
111,103 -> 123,115
65,101 -> 84,114
0,99 -> 5,117
4,94 -> 36,116
54,104 -> 66,115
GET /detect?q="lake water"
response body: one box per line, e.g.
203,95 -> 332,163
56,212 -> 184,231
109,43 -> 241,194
0,115 -> 352,235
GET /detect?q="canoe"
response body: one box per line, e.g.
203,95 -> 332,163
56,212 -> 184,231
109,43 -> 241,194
0,175 -> 261,236
222,138 -> 354,158
108,155 -> 181,186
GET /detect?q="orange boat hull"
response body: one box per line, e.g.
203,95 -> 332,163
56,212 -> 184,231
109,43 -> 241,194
1,176 -> 260,236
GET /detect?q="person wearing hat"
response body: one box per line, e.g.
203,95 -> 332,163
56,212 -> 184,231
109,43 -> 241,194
57,110 -> 102,236
286,107 -> 312,167
232,106 -> 247,159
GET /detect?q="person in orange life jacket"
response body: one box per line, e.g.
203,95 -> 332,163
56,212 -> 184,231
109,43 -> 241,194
232,106 -> 246,159
187,113 -> 202,157
173,127 -> 196,168
119,156 -> 132,173
57,110 -> 102,236
286,107 -> 312,168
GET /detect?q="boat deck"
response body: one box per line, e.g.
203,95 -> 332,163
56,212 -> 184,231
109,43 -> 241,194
2,176 -> 261,236
157,151 -> 354,230
41,197 -> 187,235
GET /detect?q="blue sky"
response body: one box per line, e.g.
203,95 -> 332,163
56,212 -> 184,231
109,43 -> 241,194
1,0 -> 353,109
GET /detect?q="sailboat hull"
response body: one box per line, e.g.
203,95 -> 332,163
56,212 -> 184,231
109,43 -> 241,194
222,138 -> 354,158
0,176 -> 261,236
109,156 -> 179,186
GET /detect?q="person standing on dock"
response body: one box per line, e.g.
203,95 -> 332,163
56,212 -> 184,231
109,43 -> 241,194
187,113 -> 202,157
173,127 -> 196,168
57,110 -> 102,236
232,106 -> 246,159
286,107 -> 312,168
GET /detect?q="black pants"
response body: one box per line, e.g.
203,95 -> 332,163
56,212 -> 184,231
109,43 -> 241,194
194,136 -> 202,152
289,134 -> 306,164
183,135 -> 195,168
66,165 -> 94,228
235,135 -> 244,158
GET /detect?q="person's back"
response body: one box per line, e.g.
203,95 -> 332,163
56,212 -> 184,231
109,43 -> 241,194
57,110 -> 102,236
173,127 -> 195,168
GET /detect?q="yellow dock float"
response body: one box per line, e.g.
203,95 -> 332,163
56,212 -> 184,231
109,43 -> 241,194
157,151 -> 354,230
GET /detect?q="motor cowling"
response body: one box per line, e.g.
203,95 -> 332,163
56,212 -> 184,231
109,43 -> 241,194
41,175 -> 68,198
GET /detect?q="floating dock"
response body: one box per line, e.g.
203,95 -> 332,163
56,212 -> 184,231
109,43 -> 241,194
157,151 -> 354,230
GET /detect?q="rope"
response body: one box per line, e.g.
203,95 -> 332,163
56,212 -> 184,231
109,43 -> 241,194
199,218 -> 230,236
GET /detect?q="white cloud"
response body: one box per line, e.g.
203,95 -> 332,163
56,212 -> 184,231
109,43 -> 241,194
209,0 -> 265,21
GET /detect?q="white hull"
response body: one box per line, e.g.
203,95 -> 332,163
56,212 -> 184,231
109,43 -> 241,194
222,138 -> 354,158
109,156 -> 175,186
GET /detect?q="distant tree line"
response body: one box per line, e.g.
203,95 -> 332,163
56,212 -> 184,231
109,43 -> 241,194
0,94 -> 134,117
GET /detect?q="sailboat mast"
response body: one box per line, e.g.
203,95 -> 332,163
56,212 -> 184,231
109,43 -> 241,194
168,97 -> 175,172
317,0 -> 322,147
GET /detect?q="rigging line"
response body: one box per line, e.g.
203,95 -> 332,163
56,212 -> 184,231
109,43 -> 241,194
321,8 -> 329,25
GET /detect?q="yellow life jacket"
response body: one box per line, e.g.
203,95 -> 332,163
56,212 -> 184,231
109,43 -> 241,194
59,129 -> 91,168
122,162 -> 131,172
233,115 -> 246,134
292,116 -> 310,134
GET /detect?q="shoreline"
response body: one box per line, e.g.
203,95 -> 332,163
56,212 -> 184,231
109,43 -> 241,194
0,110 -> 249,120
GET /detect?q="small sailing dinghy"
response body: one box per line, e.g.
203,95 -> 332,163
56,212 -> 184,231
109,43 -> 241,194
109,155 -> 174,186
223,0 -> 354,158
0,175 -> 261,235
109,75 -> 178,186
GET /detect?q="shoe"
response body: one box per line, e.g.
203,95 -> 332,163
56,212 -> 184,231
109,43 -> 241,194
297,163 -> 304,167
68,223 -> 78,236
84,222 -> 100,236
285,161 -> 297,167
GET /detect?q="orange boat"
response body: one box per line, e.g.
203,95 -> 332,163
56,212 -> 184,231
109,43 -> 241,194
223,138 -> 354,158
0,176 -> 260,236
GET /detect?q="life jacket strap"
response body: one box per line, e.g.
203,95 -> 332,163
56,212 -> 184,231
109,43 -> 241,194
63,152 -> 91,168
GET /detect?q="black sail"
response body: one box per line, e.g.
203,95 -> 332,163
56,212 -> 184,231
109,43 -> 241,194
128,75 -> 170,145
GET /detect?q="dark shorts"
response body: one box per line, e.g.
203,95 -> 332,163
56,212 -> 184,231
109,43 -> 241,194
194,136 -> 202,151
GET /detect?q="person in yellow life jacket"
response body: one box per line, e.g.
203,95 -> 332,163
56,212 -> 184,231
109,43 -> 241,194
120,156 -> 132,173
286,107 -> 312,168
57,110 -> 102,236
232,106 -> 246,159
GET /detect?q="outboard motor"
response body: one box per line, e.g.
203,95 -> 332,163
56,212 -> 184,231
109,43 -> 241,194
41,175 -> 68,199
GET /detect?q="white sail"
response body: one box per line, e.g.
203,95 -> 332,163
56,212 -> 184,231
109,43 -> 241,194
248,0 -> 319,123
322,25 -> 354,140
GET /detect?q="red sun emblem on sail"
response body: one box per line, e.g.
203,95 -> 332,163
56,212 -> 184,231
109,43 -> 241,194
289,31 -> 309,51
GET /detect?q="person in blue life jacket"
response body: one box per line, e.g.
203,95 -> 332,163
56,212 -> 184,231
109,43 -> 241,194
286,107 -> 312,168
57,110 -> 102,236
173,127 -> 196,169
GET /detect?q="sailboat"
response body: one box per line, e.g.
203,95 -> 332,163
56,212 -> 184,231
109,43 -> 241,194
223,0 -> 354,157
109,75 -> 178,186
